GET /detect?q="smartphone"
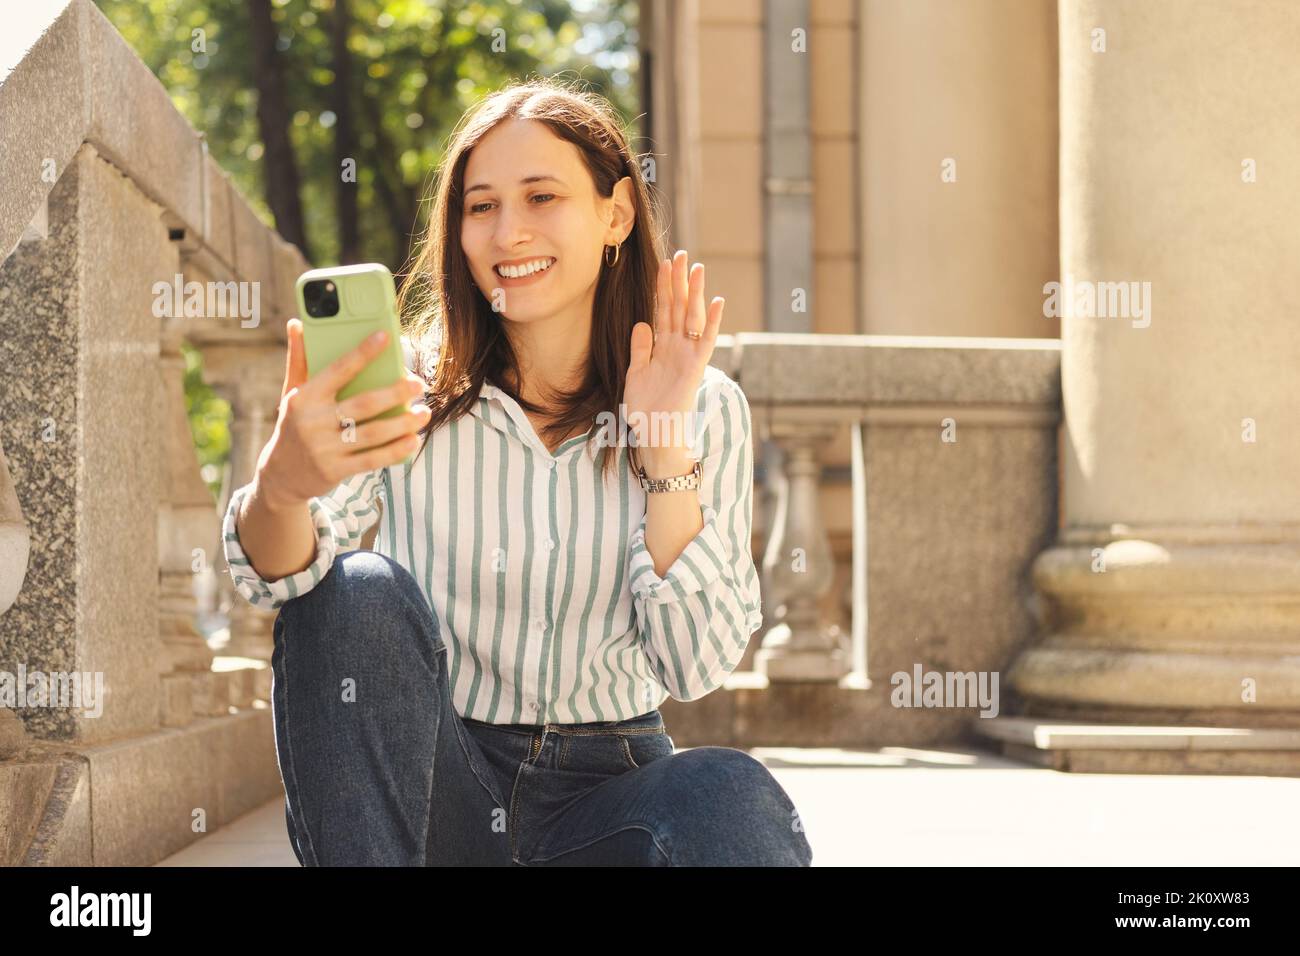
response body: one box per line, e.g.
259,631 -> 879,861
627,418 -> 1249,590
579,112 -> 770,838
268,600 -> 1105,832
295,263 -> 417,468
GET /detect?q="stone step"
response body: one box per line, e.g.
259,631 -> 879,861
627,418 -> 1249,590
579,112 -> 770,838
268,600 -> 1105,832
0,707 -> 280,865
974,715 -> 1300,775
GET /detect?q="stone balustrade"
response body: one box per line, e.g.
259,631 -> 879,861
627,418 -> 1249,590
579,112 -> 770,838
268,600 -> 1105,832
0,0 -> 299,864
663,334 -> 1062,748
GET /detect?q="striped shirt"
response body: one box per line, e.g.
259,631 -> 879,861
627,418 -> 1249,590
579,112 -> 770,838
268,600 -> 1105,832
221,347 -> 764,725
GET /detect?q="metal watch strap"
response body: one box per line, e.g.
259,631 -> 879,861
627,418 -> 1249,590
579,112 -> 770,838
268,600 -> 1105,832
637,459 -> 702,493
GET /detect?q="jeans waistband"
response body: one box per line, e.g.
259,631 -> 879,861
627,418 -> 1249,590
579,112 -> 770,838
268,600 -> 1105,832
463,709 -> 664,737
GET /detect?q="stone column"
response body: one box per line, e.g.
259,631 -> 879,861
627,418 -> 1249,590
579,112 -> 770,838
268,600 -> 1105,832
1008,0 -> 1300,727
201,346 -> 285,660
764,0 -> 813,335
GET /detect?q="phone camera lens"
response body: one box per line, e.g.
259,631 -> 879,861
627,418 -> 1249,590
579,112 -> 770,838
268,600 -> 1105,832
303,279 -> 340,318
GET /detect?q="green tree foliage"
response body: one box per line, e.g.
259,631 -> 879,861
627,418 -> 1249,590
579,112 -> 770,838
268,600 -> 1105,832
96,0 -> 639,267
182,341 -> 232,498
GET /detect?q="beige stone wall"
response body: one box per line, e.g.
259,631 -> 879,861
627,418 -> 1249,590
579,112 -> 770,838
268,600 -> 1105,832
860,0 -> 1059,338
812,0 -> 860,336
695,0 -> 764,334
693,0 -> 859,337
692,0 -> 1057,340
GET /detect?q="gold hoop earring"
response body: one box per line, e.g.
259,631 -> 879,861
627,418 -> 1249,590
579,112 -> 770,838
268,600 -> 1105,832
604,242 -> 621,267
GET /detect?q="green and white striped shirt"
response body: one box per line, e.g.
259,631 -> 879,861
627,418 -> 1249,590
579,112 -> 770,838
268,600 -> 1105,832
221,358 -> 763,725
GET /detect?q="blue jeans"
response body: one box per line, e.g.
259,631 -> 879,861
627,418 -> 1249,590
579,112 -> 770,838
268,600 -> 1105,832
270,549 -> 813,866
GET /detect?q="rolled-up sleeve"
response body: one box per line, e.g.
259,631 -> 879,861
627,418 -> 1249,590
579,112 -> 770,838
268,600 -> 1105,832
222,467 -> 385,611
627,372 -> 763,701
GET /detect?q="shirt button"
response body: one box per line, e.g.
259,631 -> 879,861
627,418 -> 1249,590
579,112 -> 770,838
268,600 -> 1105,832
528,700 -> 539,712
544,539 -> 555,551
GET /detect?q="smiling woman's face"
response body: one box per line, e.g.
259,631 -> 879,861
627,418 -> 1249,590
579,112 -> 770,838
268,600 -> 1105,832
460,117 -> 612,325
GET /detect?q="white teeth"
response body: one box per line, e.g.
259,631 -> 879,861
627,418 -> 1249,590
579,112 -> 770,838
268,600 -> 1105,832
495,257 -> 554,278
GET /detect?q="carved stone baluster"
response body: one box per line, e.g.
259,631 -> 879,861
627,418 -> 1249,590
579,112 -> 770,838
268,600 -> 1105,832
755,420 -> 850,680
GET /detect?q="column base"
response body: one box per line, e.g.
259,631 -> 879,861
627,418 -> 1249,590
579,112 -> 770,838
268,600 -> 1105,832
1009,539 -> 1300,722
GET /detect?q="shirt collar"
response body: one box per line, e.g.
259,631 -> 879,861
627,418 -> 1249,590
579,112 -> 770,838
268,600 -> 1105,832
473,379 -> 597,461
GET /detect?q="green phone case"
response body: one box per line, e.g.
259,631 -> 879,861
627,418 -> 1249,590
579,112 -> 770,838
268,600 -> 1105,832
294,263 -> 417,468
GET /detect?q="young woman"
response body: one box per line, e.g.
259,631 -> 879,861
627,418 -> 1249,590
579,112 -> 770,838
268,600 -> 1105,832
223,77 -> 812,867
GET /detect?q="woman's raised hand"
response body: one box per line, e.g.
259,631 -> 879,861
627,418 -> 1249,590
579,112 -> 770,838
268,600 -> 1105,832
623,249 -> 725,458
253,319 -> 431,511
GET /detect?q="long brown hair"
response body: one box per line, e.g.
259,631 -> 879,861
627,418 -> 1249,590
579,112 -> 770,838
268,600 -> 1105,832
397,75 -> 667,480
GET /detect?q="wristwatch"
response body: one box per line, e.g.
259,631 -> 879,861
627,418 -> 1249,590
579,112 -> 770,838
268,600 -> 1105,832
636,459 -> 702,494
